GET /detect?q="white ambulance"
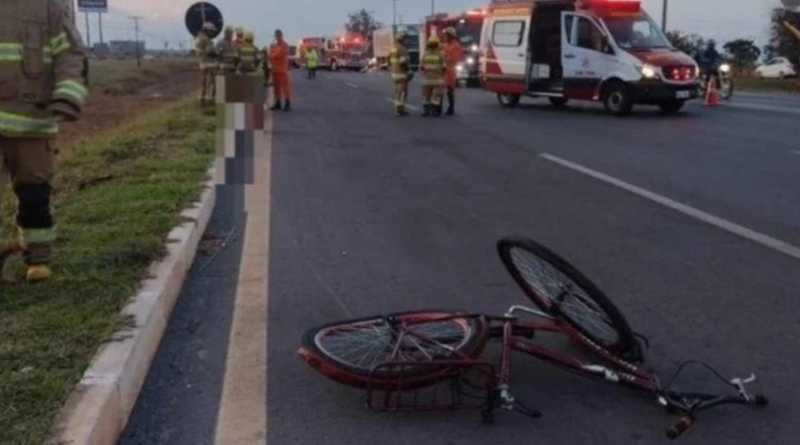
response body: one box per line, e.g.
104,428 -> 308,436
481,0 -> 700,115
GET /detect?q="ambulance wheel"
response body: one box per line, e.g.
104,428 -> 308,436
658,99 -> 686,114
498,93 -> 521,108
603,83 -> 633,116
549,97 -> 569,108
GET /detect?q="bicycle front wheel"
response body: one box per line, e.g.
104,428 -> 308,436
498,237 -> 641,360
299,311 -> 489,390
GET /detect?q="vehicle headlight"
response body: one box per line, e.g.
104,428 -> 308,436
471,44 -> 479,52
719,63 -> 731,73
466,57 -> 476,66
640,64 -> 658,79
457,63 -> 465,72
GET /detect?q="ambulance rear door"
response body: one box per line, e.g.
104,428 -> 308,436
482,8 -> 532,93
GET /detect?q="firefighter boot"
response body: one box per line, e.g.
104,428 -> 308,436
446,90 -> 455,116
283,100 -> 292,111
270,101 -> 282,110
26,265 -> 52,283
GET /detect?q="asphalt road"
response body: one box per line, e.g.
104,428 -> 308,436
119,71 -> 800,445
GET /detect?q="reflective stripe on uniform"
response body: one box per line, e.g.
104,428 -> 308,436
22,227 -> 57,245
389,48 -> 410,82
422,52 -> 444,86
0,43 -> 23,62
50,32 -> 71,57
53,79 -> 88,107
0,111 -> 58,137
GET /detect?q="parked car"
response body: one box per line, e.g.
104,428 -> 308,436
755,58 -> 797,79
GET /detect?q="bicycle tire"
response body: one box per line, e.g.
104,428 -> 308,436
299,310 -> 489,390
497,237 -> 641,361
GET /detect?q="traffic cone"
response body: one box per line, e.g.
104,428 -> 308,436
704,79 -> 719,107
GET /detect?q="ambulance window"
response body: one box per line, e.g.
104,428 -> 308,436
493,21 -> 525,47
574,17 -> 605,53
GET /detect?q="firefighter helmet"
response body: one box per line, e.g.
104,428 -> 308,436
202,22 -> 217,33
244,31 -> 255,42
444,27 -> 457,37
395,31 -> 407,42
427,34 -> 440,46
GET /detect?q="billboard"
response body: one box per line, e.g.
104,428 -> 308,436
78,0 -> 108,13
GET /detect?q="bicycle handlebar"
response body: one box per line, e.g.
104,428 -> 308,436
665,394 -> 768,439
666,416 -> 694,439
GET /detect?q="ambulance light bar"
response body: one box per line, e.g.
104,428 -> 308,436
578,0 -> 641,13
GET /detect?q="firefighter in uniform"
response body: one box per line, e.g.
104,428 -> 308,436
234,27 -> 246,49
421,35 -> 445,117
442,27 -> 464,116
388,31 -> 413,117
195,22 -> 218,105
269,29 -> 292,111
305,48 -> 319,79
237,32 -> 260,75
216,26 -> 238,75
0,0 -> 88,282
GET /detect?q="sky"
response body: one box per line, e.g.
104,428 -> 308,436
75,0 -> 783,51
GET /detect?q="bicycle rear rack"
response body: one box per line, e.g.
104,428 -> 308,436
366,360 -> 498,419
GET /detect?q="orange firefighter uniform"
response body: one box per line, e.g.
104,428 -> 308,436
269,30 -> 292,111
441,28 -> 464,115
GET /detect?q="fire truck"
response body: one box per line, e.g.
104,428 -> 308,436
481,0 -> 700,115
298,33 -> 369,72
421,8 -> 487,86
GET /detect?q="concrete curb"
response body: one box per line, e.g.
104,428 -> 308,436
47,169 -> 217,445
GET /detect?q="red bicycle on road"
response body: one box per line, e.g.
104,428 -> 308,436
298,237 -> 767,439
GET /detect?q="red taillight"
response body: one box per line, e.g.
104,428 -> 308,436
664,66 -> 696,82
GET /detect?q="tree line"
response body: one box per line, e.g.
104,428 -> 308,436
667,6 -> 799,74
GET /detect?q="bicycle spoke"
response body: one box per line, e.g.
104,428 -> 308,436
509,247 -> 619,345
315,315 -> 474,373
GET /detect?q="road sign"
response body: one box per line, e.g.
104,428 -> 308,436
783,0 -> 800,12
185,2 -> 224,39
78,0 -> 108,13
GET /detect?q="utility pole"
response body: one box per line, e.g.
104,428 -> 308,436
391,0 -> 398,28
85,12 -> 92,48
662,0 -> 669,31
98,13 -> 104,46
431,0 -> 436,15
131,16 -> 143,66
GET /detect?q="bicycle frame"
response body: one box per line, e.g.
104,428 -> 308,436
496,305 -> 659,398
361,304 -> 766,438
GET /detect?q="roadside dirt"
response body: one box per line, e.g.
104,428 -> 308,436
59,61 -> 200,148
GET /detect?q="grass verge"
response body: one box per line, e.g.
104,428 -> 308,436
0,100 -> 215,445
735,77 -> 799,93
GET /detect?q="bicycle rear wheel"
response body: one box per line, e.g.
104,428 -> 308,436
299,311 -> 489,390
497,237 -> 641,360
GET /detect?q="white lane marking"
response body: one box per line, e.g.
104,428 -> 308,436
346,82 -> 359,89
214,111 -> 271,445
792,150 -> 800,156
384,98 -> 420,111
540,153 -> 800,262
721,101 -> 800,116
